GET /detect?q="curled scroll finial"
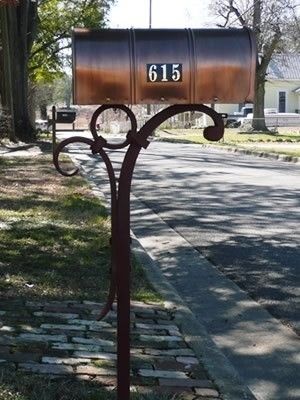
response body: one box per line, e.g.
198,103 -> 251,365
53,136 -> 95,177
90,104 -> 138,150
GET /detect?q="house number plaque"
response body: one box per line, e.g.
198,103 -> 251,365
147,63 -> 183,82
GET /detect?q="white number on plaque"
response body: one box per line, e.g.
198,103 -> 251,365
172,64 -> 181,82
148,64 -> 158,82
161,64 -> 168,82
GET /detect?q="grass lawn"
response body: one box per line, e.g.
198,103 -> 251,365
0,371 -> 173,400
0,155 -> 160,303
0,155 -> 168,400
236,145 -> 300,158
158,128 -> 300,145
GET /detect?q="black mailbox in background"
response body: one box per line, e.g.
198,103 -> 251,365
72,28 -> 257,106
56,109 -> 76,124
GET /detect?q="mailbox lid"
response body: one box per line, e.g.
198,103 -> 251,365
73,29 -> 132,105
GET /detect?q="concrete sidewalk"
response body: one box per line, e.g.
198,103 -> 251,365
65,143 -> 300,400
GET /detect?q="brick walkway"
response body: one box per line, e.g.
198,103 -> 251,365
0,299 -> 221,399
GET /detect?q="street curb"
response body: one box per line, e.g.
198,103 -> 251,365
202,144 -> 300,164
72,159 -> 257,400
131,236 -> 256,400
155,135 -> 300,164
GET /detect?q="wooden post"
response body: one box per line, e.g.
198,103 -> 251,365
52,105 -> 56,152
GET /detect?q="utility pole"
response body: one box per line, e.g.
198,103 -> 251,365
147,0 -> 152,116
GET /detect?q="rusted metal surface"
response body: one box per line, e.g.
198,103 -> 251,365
72,28 -> 256,105
53,103 -> 225,400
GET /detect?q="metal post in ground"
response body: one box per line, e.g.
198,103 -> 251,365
53,103 -> 224,400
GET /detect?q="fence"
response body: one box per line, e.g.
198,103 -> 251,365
240,116 -> 300,129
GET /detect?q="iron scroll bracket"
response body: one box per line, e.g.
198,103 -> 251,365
53,103 -> 225,400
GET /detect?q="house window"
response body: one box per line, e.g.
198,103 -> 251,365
278,91 -> 286,113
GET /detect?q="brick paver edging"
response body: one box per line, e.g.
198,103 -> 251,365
0,299 -> 221,399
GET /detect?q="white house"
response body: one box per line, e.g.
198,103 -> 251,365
265,54 -> 300,114
215,53 -> 300,115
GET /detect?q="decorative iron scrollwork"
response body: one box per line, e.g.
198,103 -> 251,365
53,103 -> 224,400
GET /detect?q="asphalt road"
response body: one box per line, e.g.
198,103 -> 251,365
118,141 -> 300,334
60,133 -> 300,333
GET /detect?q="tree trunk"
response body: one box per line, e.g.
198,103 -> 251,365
40,104 -> 47,120
0,7 -> 16,141
16,1 -> 35,141
28,82 -> 36,124
251,0 -> 269,132
5,1 -> 37,142
253,0 -> 262,46
252,76 -> 268,131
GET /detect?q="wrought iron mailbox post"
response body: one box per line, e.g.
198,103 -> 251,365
54,28 -> 256,400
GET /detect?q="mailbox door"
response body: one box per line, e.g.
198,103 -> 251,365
134,29 -> 191,104
73,29 -> 131,105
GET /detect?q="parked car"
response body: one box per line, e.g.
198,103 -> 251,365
226,106 -> 253,127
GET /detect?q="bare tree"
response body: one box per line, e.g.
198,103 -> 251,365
212,0 -> 300,131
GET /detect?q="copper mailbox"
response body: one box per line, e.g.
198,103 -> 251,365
72,28 -> 256,105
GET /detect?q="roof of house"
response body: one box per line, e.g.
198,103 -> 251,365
267,54 -> 300,80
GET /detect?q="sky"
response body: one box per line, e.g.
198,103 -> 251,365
108,0 -> 218,29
